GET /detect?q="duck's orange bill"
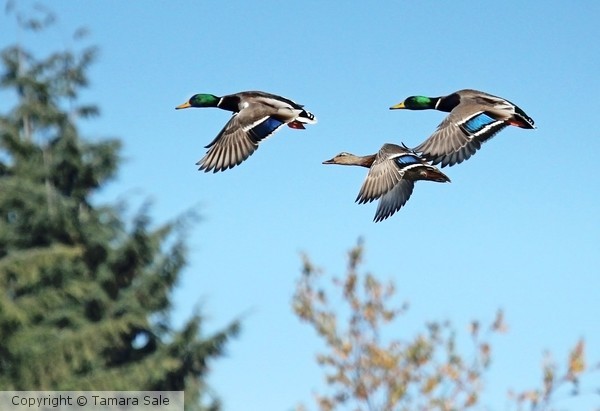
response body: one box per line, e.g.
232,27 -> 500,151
176,102 -> 192,109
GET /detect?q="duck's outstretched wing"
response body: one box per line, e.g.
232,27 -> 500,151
355,144 -> 408,204
414,107 -> 507,167
197,113 -> 286,173
372,180 -> 415,222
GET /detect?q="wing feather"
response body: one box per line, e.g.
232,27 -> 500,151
373,180 -> 415,222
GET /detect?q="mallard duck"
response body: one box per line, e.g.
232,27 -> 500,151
176,91 -> 317,172
390,89 -> 535,167
323,143 -> 450,222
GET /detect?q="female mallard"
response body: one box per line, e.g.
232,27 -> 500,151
176,91 -> 317,172
323,143 -> 450,222
390,89 -> 535,167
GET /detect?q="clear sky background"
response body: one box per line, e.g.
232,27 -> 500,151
1,1 -> 599,410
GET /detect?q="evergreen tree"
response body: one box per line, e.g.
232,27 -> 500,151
0,10 -> 238,411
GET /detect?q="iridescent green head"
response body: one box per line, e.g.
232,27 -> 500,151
390,96 -> 437,110
175,94 -> 220,109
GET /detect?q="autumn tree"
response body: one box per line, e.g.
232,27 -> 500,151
293,240 -> 597,411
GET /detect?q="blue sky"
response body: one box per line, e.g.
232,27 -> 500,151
1,1 -> 599,410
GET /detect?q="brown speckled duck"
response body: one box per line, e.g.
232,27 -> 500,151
323,143 -> 450,222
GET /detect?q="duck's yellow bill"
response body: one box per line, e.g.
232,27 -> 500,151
389,102 -> 406,110
175,101 -> 192,110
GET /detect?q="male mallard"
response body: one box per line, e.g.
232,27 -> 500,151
323,143 -> 450,222
176,91 -> 317,172
390,89 -> 535,167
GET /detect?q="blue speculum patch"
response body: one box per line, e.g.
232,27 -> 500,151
252,117 -> 284,140
396,154 -> 420,166
463,113 -> 496,134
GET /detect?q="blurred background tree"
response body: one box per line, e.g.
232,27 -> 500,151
0,4 -> 238,410
293,240 -> 598,411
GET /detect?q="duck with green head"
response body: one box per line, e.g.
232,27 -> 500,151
176,91 -> 317,172
390,89 -> 535,167
323,143 -> 450,222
